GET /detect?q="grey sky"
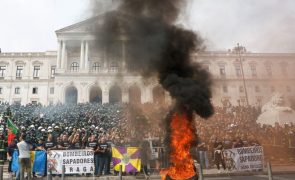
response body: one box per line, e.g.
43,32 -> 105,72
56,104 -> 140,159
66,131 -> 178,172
0,0 -> 294,53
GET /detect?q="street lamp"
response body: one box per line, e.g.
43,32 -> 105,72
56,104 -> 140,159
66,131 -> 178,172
233,43 -> 249,106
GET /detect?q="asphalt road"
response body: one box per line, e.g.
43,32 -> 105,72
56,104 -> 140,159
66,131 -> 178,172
205,174 -> 295,180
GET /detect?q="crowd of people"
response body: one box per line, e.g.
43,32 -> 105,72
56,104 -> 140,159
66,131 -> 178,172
0,101 -> 294,177
0,102 -> 165,178
195,104 -> 295,171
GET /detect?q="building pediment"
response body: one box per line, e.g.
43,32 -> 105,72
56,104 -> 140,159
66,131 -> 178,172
55,15 -> 104,35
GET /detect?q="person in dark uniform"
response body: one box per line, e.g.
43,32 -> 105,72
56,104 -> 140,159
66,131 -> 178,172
96,137 -> 110,176
44,134 -> 56,151
35,138 -> 45,151
232,136 -> 244,148
105,137 -> 113,175
213,137 -> 226,173
58,134 -> 70,150
70,133 -> 81,149
86,135 -> 98,176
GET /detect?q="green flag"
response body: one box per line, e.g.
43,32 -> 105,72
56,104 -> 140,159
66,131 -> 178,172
7,118 -> 18,135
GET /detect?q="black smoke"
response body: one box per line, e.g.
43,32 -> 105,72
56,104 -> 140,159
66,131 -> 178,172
94,0 -> 214,118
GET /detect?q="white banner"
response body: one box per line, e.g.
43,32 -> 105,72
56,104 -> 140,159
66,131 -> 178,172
47,149 -> 95,174
223,146 -> 264,171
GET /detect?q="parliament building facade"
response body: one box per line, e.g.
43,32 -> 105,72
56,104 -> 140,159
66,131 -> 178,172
0,18 -> 295,107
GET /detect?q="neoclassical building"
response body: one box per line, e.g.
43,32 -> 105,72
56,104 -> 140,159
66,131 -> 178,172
0,17 -> 295,106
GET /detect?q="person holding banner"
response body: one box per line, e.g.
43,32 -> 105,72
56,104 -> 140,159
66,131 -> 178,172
58,134 -> 70,150
86,135 -> 98,176
17,134 -> 32,180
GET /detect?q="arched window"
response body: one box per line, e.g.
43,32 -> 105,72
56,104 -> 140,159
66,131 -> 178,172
70,62 -> 79,71
92,62 -> 101,72
109,61 -> 119,73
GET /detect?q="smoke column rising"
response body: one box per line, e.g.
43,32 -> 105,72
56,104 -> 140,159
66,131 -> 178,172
93,0 -> 214,177
94,0 -> 213,117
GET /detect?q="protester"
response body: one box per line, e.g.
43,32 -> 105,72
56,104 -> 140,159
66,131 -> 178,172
7,139 -> 17,178
0,101 -> 293,175
17,134 -> 32,180
213,137 -> 226,173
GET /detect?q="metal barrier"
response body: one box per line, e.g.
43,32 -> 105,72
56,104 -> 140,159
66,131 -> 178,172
0,165 -> 3,180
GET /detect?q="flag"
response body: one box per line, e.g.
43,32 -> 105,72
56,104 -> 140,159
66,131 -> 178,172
112,146 -> 141,173
33,151 -> 46,175
11,150 -> 46,175
7,118 -> 18,145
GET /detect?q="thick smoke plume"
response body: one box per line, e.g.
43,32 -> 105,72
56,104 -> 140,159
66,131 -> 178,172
94,0 -> 214,118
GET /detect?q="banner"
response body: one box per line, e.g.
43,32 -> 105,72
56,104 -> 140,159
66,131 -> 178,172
112,147 -> 141,173
11,150 -> 46,175
47,149 -> 94,174
223,146 -> 264,171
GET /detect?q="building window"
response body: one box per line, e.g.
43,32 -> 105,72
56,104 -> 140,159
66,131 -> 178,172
235,65 -> 242,77
109,61 -> 119,72
31,101 -> 37,105
222,85 -> 228,93
16,66 -> 23,78
0,66 -> 6,78
239,86 -> 244,93
33,66 -> 40,78
270,86 -> 275,93
286,86 -> 291,93
265,64 -> 272,77
219,66 -> 226,76
51,66 -> 56,78
70,62 -> 79,71
32,87 -> 38,94
0,87 -> 2,94
15,87 -> 20,94
92,62 -> 101,72
255,86 -> 260,93
50,87 -> 54,94
250,64 -> 257,77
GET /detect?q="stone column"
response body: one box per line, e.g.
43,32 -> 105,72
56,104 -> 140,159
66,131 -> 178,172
80,41 -> 85,70
102,86 -> 109,104
122,40 -> 126,72
143,86 -> 153,103
84,41 -> 89,70
61,41 -> 67,69
122,87 -> 129,103
57,40 -> 62,69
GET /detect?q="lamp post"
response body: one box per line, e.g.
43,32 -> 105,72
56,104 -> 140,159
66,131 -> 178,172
233,43 -> 249,106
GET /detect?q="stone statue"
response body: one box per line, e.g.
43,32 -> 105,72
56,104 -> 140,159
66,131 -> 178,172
257,93 -> 295,126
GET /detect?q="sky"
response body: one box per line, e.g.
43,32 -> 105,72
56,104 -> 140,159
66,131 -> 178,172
0,0 -> 294,53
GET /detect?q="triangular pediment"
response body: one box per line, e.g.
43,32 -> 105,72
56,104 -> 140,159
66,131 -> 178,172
55,15 -> 104,34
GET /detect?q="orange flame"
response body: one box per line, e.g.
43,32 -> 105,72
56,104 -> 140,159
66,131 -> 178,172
161,112 -> 196,180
